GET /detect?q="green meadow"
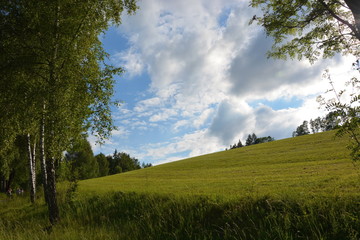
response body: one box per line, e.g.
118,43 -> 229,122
80,131 -> 359,199
1,131 -> 360,239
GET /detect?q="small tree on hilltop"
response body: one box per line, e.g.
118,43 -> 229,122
293,121 -> 310,137
245,133 -> 259,146
256,136 -> 274,144
245,134 -> 253,146
236,140 -> 244,148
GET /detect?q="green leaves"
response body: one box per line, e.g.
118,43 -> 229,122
320,70 -> 360,161
250,0 -> 360,63
0,0 -> 138,166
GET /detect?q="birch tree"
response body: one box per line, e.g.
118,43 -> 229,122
1,0 -> 137,225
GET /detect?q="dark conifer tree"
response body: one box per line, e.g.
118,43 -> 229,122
245,134 -> 253,146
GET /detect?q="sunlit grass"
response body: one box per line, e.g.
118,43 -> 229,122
80,131 -> 360,199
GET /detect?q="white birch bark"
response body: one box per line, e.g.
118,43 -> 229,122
40,102 -> 48,203
27,133 -> 36,203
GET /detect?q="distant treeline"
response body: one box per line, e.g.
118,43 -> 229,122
227,133 -> 275,150
62,137 -> 152,181
227,112 -> 340,151
1,136 -> 151,192
293,111 -> 339,137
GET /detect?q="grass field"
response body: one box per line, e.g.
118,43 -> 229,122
1,131 -> 360,239
80,131 -> 360,199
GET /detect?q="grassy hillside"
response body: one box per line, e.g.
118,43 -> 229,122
1,131 -> 360,240
80,131 -> 360,198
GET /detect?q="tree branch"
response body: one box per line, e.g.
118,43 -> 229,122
317,0 -> 359,39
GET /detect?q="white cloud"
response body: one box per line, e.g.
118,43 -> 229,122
113,48 -> 144,77
209,99 -> 254,145
134,97 -> 163,113
135,129 -> 223,165
149,108 -> 178,122
173,119 -> 189,131
111,127 -> 130,138
193,108 -> 214,129
100,0 -> 358,164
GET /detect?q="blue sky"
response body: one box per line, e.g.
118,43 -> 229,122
90,0 -> 356,165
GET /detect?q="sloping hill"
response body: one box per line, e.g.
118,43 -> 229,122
2,133 -> 359,240
80,131 -> 360,198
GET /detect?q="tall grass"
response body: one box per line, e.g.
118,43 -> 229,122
1,191 -> 359,239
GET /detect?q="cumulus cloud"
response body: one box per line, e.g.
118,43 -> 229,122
118,0 -> 237,110
97,0 -> 356,164
228,31 -> 338,99
209,99 -> 254,145
208,95 -> 330,146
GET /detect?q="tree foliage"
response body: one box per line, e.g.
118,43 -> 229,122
228,134 -> 274,150
0,136 -> 28,192
0,0 -> 138,224
293,113 -> 340,137
65,137 -> 99,180
251,0 -> 360,162
63,146 -> 149,180
293,120 -> 311,137
250,0 -> 360,63
95,153 -> 110,177
246,133 -> 258,146
245,133 -> 274,146
108,150 -> 141,175
318,71 -> 360,160
229,140 -> 244,149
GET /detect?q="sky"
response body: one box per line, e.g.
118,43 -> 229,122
90,0 -> 358,165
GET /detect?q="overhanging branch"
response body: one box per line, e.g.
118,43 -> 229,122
318,0 -> 360,39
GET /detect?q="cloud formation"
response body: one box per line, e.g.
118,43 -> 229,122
94,0 -> 355,164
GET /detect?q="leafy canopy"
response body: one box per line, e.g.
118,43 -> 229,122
0,0 -> 138,156
250,0 -> 360,63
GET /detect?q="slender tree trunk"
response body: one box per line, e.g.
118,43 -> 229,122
1,175 -> 4,192
46,156 -> 59,225
40,103 -> 48,204
27,133 -> 36,203
6,169 -> 15,192
44,2 -> 61,225
0,174 -> 6,192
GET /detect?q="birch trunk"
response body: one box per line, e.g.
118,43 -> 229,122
27,133 -> 36,203
40,103 -> 48,203
44,1 -> 60,225
46,157 -> 59,225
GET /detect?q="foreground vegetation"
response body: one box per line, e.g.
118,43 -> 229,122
1,191 -> 359,240
1,131 -> 360,239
